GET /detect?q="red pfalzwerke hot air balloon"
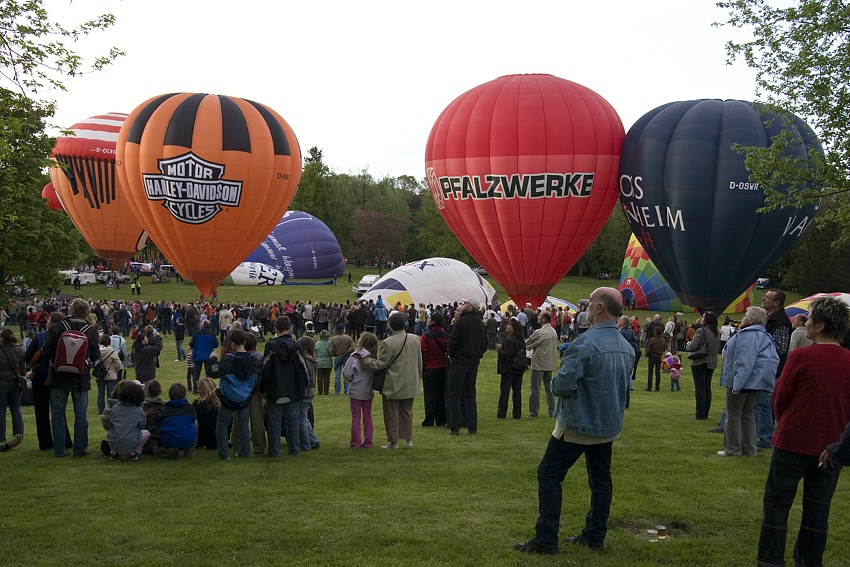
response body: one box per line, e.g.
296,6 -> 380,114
116,93 -> 302,298
50,113 -> 147,263
425,74 -> 625,308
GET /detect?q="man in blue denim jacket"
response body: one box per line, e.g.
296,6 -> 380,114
514,287 -> 633,554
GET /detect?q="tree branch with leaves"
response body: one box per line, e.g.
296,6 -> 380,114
717,0 -> 850,243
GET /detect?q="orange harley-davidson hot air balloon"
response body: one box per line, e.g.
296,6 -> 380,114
50,113 -> 147,262
116,93 -> 302,298
425,74 -> 625,308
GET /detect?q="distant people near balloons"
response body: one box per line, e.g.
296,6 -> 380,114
618,100 -> 821,314
425,74 -> 624,309
116,93 -> 302,300
50,113 -> 147,265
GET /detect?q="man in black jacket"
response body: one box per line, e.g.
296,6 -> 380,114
261,316 -> 307,457
41,298 -> 100,458
756,288 -> 792,449
447,298 -> 487,436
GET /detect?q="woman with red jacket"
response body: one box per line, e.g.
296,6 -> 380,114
419,311 -> 449,427
757,296 -> 850,567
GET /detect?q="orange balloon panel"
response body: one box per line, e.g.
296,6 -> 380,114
50,113 -> 147,263
116,94 -> 302,297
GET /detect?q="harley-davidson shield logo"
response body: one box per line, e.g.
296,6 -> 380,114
142,152 -> 243,224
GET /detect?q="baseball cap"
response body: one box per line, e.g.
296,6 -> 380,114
463,298 -> 481,310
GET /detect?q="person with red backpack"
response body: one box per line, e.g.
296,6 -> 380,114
41,298 -> 100,458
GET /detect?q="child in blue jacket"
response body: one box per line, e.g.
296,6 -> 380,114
156,382 -> 197,459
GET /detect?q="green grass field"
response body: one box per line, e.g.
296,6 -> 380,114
2,275 -> 845,566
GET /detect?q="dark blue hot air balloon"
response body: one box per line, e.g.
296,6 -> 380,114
245,211 -> 345,280
617,100 -> 821,312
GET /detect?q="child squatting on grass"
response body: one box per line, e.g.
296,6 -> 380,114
106,380 -> 149,461
155,382 -> 198,460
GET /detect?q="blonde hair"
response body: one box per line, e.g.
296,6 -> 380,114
356,332 -> 378,358
196,377 -> 220,408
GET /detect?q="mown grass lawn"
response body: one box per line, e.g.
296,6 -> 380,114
2,276 -> 841,566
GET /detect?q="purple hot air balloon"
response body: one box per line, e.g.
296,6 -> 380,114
245,211 -> 345,280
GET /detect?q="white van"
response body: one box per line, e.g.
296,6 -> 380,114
59,270 -> 96,285
353,274 -> 380,297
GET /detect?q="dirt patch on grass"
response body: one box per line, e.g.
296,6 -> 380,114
614,517 -> 702,537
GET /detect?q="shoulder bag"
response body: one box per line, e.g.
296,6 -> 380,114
510,337 -> 530,372
373,334 -> 407,393
0,347 -> 28,391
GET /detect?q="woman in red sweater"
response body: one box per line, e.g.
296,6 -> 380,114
757,296 -> 850,567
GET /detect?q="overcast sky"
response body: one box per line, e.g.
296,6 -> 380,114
41,0 -> 758,179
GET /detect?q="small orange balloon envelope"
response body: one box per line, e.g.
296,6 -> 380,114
50,113 -> 148,263
116,93 -> 302,297
41,182 -> 64,212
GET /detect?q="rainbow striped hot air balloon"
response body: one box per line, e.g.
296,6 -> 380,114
619,234 -> 755,313
785,292 -> 850,318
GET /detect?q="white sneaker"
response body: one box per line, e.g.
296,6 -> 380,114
716,450 -> 730,456
381,443 -> 399,450
405,440 -> 413,448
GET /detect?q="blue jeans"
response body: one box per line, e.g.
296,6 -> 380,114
175,340 -> 185,361
534,435 -> 614,548
716,406 -> 727,431
757,448 -> 841,567
50,387 -> 88,457
671,378 -> 681,391
691,364 -> 714,419
333,354 -> 349,395
0,379 -> 24,442
216,404 -> 249,459
266,401 -> 301,457
529,369 -> 554,417
299,398 -> 319,451
755,391 -> 774,447
96,379 -> 118,415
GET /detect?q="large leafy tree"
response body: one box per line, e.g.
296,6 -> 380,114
0,0 -> 121,94
784,194 -> 850,293
718,0 -> 850,242
414,189 -> 472,264
0,88 -> 87,300
348,210 -> 408,274
0,1 -> 121,301
572,208 -> 631,278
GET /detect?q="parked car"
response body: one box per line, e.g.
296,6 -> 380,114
353,274 -> 380,297
95,271 -> 130,283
